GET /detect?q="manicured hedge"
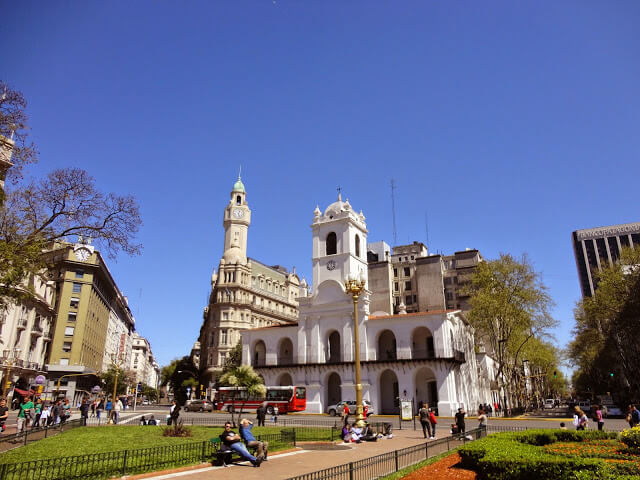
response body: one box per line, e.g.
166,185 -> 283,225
459,429 -> 636,480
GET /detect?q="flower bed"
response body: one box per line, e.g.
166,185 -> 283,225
458,429 -> 640,480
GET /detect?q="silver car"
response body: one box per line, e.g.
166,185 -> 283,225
326,400 -> 374,417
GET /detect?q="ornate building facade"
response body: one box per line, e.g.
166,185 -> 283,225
241,194 -> 488,416
199,176 -> 303,383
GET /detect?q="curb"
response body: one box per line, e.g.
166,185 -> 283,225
122,447 -> 301,479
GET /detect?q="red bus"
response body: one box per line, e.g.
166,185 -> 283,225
216,385 -> 306,414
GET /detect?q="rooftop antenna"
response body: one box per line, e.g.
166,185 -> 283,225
390,179 -> 398,245
337,185 -> 342,201
425,211 -> 430,252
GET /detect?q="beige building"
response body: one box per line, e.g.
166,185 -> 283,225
199,176 -> 303,383
367,241 -> 483,315
0,270 -> 55,398
43,241 -> 135,403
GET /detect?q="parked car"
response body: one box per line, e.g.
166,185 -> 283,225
184,399 -> 214,412
577,401 -> 592,413
603,405 -> 623,418
142,400 -> 150,405
326,400 -> 374,417
543,399 -> 555,409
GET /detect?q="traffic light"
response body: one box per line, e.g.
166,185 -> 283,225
610,372 -> 614,378
553,371 -> 557,379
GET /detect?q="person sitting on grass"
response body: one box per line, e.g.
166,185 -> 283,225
239,418 -> 268,461
342,423 -> 352,443
220,422 -> 262,467
351,422 -> 363,443
147,415 -> 157,426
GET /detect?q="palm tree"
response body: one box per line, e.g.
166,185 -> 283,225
219,365 -> 266,427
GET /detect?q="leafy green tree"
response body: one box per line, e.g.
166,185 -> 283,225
466,253 -> 556,409
100,365 -> 136,397
569,247 -> 640,405
222,341 -> 243,374
141,385 -> 158,402
161,356 -> 198,406
218,365 -> 266,427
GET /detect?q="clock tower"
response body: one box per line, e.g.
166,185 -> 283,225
222,174 -> 251,264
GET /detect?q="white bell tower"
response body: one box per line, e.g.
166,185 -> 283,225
222,173 -> 251,264
311,193 -> 369,296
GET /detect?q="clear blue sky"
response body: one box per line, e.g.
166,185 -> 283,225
3,1 -> 639,369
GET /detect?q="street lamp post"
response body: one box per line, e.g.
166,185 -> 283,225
344,273 -> 367,428
2,348 -> 22,398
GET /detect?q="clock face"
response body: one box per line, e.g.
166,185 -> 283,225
232,208 -> 244,219
75,248 -> 91,261
326,260 -> 337,271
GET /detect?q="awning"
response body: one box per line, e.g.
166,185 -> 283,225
13,387 -> 36,396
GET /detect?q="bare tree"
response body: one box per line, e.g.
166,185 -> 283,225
0,168 -> 142,308
0,81 -> 38,182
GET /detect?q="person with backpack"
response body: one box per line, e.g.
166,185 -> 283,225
418,402 -> 431,439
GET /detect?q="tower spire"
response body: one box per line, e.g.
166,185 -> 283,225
238,165 -> 242,180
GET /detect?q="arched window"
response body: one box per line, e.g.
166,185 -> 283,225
236,195 -> 241,205
355,234 -> 360,258
326,232 -> 337,255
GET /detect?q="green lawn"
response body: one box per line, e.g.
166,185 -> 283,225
0,425 -> 334,464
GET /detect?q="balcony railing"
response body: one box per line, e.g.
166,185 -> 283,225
411,348 -> 436,360
17,319 -> 28,329
31,324 -> 43,335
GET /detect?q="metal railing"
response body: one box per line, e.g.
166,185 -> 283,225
0,419 -> 84,450
0,427 -> 331,480
284,427 -> 488,480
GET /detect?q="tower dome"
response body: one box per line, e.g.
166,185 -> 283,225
232,176 -> 245,193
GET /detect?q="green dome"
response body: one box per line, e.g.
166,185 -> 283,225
232,177 -> 245,193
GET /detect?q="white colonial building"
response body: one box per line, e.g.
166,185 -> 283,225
241,194 -> 488,416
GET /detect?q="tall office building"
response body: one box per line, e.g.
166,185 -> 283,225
572,222 -> 640,298
43,240 -> 135,403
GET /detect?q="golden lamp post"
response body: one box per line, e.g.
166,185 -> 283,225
2,348 -> 21,398
344,272 -> 367,428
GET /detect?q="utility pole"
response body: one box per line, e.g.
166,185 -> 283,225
390,179 -> 398,246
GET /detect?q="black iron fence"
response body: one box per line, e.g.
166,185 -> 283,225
0,419 -> 84,451
284,427 -> 488,480
0,427 -> 333,480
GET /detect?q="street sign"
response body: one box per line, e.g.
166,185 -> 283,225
400,400 -> 413,421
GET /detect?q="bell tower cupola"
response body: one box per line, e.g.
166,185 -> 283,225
222,171 -> 251,264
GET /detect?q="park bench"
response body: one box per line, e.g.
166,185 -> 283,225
210,436 -> 259,467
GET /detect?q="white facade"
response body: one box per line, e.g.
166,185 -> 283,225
241,195 -> 488,416
102,307 -> 134,373
0,273 -> 55,396
130,333 -> 158,386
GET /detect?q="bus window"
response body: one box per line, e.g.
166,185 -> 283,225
296,387 -> 306,399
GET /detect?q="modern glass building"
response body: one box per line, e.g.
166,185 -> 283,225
572,222 -> 640,297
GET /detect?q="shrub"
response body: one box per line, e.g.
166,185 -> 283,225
162,420 -> 192,438
619,426 -> 640,453
459,429 -> 635,480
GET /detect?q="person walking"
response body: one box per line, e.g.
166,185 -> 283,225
80,398 -> 89,426
428,408 -> 437,439
256,403 -> 266,427
273,405 -> 279,424
61,398 -> 71,424
96,398 -> 104,421
575,407 -> 588,430
32,399 -> 42,428
39,404 -> 50,427
90,400 -> 96,418
17,395 -> 34,435
630,405 -> 640,427
113,397 -> 123,424
478,408 -> 488,430
0,398 -> 9,436
594,405 -> 604,431
455,407 -> 466,435
341,403 -> 350,426
418,402 -> 431,439
169,401 -> 180,425
105,398 -> 113,423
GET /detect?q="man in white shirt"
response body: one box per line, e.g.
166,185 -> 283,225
113,398 -> 123,424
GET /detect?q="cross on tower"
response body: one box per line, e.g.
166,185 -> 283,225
337,186 -> 342,200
